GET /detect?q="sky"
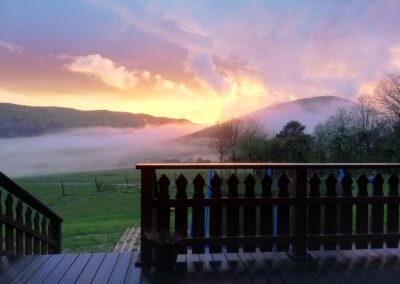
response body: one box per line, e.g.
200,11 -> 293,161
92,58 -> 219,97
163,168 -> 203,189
1,0 -> 400,124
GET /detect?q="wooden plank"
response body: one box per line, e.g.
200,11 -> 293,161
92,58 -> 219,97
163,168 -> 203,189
186,252 -> 204,284
33,212 -> 41,254
192,174 -> 205,254
42,254 -> 79,284
324,174 -> 337,250
157,174 -> 171,233
175,174 -> 188,254
75,253 -> 106,284
0,255 -> 36,283
276,174 -> 290,251
338,250 -> 382,284
251,251 -> 285,284
243,175 -> 256,252
107,252 -> 133,284
211,253 -> 237,283
90,252 -> 120,284
387,175 -> 399,248
275,252 -> 319,284
224,252 -> 252,284
238,252 -> 270,283
308,174 -> 321,250
340,174 -> 353,250
260,174 -> 273,252
9,255 -> 51,284
199,252 -> 221,284
356,174 -> 369,249
371,174 -> 384,248
226,174 -> 239,253
209,174 -> 223,253
25,254 -> 65,283
58,254 -> 92,284
309,251 -> 352,284
123,253 -> 142,284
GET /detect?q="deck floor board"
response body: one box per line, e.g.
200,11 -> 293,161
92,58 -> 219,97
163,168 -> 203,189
1,249 -> 400,283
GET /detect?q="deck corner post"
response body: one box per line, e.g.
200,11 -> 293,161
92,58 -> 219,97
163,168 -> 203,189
138,168 -> 156,265
290,166 -> 309,259
50,218 -> 62,254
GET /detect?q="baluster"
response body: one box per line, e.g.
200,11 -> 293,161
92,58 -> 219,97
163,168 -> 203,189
226,174 -> 239,253
340,174 -> 353,250
34,212 -> 40,254
5,194 -> 14,254
243,174 -> 256,252
25,208 -> 33,254
356,174 -> 369,249
277,174 -> 290,251
16,201 -> 24,255
308,174 -> 321,250
371,174 -> 384,248
192,174 -> 205,253
260,174 -> 273,252
157,174 -> 170,232
41,217 -> 48,254
209,174 -> 222,253
324,174 -> 337,250
175,174 -> 188,254
387,174 -> 399,248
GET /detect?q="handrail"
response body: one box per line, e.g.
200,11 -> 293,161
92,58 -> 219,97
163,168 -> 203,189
0,172 -> 62,255
136,162 -> 400,169
0,172 -> 62,221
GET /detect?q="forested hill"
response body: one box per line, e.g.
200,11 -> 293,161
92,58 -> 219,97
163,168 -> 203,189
0,103 -> 192,137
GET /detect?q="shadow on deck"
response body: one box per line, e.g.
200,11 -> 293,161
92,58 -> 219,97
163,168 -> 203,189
2,248 -> 400,284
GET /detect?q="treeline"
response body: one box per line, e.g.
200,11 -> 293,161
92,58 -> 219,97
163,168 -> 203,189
212,74 -> 400,163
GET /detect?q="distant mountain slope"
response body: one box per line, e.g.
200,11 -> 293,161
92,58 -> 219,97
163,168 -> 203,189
189,96 -> 356,138
0,103 -> 193,137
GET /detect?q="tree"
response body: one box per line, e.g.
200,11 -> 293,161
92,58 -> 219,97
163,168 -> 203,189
237,119 -> 268,161
275,121 -> 312,162
375,73 -> 400,126
211,117 -> 241,162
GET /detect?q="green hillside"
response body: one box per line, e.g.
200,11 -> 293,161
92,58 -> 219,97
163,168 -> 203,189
0,103 -> 192,137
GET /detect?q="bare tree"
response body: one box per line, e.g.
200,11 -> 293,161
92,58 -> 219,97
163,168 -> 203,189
212,117 -> 242,162
375,73 -> 400,126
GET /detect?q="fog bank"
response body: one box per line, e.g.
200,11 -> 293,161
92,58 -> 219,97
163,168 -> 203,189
0,124 -> 212,177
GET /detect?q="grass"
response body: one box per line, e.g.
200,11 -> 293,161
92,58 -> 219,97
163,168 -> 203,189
15,168 -> 142,253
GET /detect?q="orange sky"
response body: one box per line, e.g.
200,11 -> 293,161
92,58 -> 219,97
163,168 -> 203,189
1,1 -> 400,124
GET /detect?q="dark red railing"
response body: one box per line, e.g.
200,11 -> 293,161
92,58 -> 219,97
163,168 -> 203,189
136,163 -> 400,264
0,172 -> 62,255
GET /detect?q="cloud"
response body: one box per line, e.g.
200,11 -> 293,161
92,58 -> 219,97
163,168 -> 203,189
185,52 -> 231,93
65,54 -> 192,95
65,54 -> 146,90
0,41 -> 24,54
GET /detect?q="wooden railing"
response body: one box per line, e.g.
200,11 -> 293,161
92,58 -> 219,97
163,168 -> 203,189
136,163 -> 400,264
0,172 -> 62,255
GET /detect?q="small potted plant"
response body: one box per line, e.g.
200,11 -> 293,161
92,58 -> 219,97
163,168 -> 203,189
145,230 -> 182,269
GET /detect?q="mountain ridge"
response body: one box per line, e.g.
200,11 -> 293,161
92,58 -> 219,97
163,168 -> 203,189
0,103 -> 193,137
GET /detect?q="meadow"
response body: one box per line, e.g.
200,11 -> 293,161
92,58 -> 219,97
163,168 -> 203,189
15,168 -> 142,253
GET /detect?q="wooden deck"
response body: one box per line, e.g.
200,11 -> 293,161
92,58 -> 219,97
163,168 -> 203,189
2,248 -> 400,283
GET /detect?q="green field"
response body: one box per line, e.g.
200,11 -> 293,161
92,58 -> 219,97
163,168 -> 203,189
15,168 -> 142,253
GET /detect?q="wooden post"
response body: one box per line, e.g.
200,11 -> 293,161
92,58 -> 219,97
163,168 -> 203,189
175,174 -> 188,254
60,181 -> 65,196
291,167 -> 308,257
308,174 -> 321,251
209,174 -> 223,253
25,208 -> 33,254
33,212 -> 40,254
277,174 -> 290,251
226,174 -> 239,253
125,176 -> 129,189
387,174 -> 399,248
95,178 -> 100,192
49,218 -> 62,253
0,191 -> 3,254
243,174 -> 256,252
41,218 -> 48,254
260,174 -> 273,252
324,174 -> 337,250
5,194 -> 14,255
192,174 -> 205,254
138,168 -> 156,264
16,201 -> 24,255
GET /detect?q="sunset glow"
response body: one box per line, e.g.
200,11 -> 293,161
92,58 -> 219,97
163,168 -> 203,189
1,1 -> 400,124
